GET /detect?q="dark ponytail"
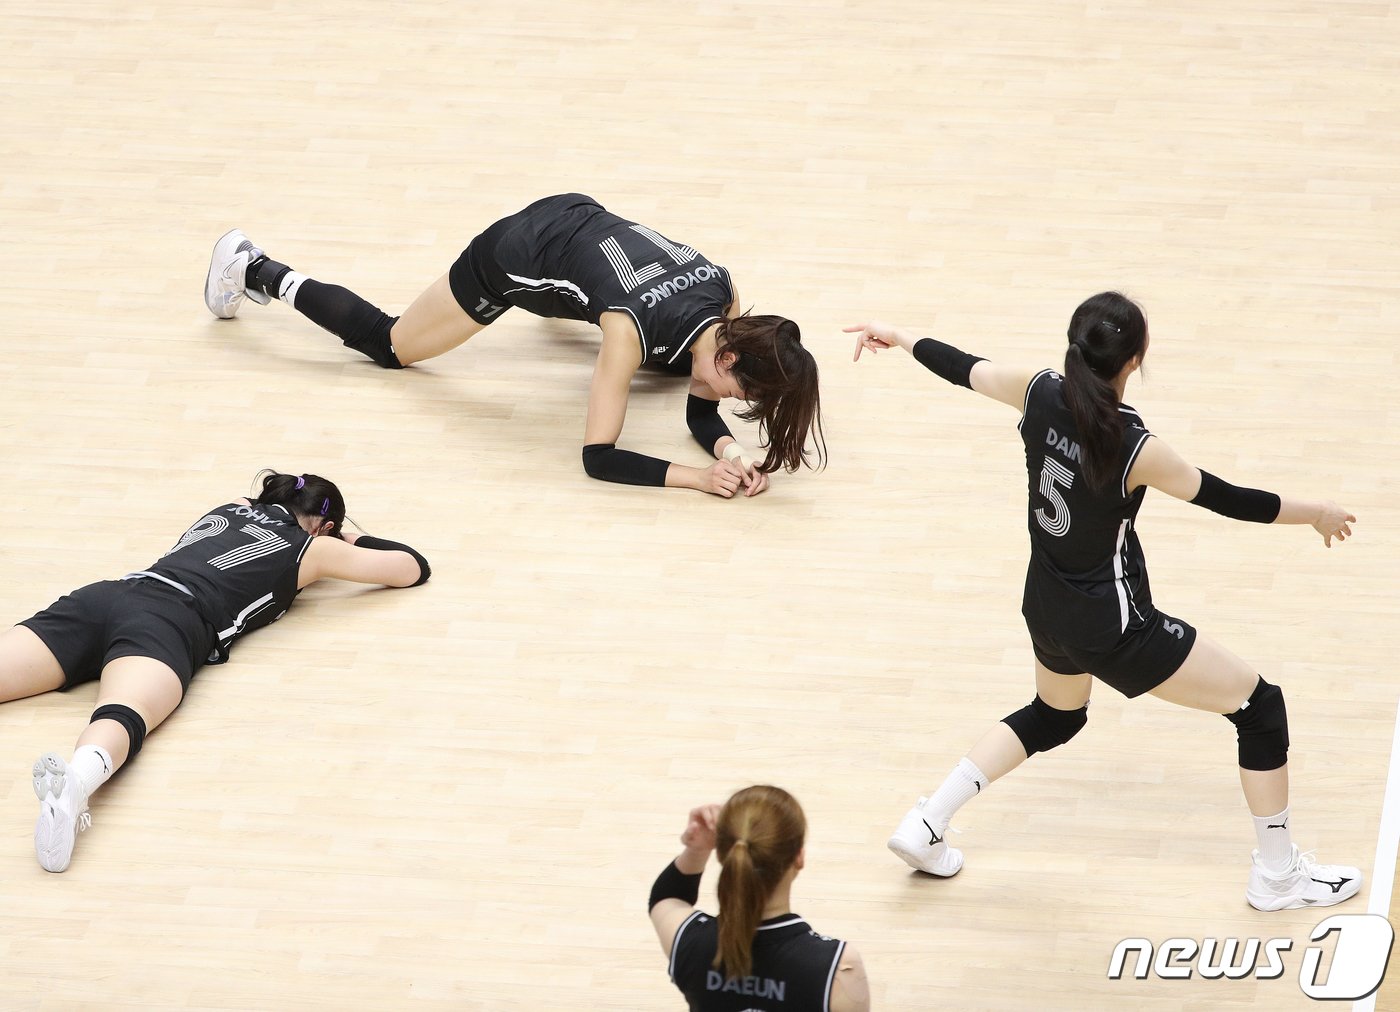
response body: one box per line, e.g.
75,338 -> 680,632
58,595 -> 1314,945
714,786 -> 806,981
1061,292 -> 1148,492
251,469 -> 347,538
717,314 -> 826,474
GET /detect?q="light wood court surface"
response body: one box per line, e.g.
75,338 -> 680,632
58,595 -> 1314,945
1,2 -> 1397,1009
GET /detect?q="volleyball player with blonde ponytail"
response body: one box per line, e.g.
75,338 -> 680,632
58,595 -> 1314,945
648,786 -> 869,1011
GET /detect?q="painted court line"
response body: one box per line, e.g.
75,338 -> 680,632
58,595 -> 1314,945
1353,697 -> 1400,1012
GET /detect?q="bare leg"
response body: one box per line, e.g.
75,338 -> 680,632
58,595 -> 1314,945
0,626 -> 66,703
1147,631 -> 1286,816
389,273 -> 489,365
79,655 -> 185,771
249,259 -> 489,368
967,661 -> 1093,782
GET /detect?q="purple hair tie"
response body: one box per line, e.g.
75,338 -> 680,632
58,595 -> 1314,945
295,476 -> 305,490
320,497 -> 330,516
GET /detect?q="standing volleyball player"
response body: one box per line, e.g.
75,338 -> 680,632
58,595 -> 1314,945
0,471 -> 429,872
206,193 -> 825,497
849,293 -> 1362,911
648,786 -> 870,1011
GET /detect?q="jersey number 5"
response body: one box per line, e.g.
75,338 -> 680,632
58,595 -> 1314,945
1035,457 -> 1074,537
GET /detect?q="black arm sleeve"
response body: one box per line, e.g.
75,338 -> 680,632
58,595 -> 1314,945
355,535 -> 431,586
648,860 -> 703,912
1191,470 -> 1282,524
912,337 -> 986,389
685,394 -> 734,456
581,444 -> 670,486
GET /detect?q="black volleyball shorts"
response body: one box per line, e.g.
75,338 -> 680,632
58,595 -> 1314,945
19,578 -> 214,692
1028,605 -> 1198,698
448,193 -> 604,325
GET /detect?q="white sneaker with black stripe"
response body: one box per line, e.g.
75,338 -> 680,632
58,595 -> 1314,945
1246,845 -> 1361,910
887,796 -> 964,877
32,753 -> 92,873
205,228 -> 270,319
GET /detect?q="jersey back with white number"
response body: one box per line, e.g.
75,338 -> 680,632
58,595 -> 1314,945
669,912 -> 847,1012
1018,369 -> 1156,649
136,502 -> 312,662
501,194 -> 734,375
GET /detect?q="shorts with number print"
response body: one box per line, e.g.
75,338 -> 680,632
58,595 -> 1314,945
1027,604 -> 1198,698
447,193 -> 603,326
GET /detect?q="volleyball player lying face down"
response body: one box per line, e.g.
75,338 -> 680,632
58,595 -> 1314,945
850,294 -> 1362,912
207,193 -> 826,497
0,471 -> 430,873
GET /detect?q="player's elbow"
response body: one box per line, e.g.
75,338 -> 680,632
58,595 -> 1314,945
385,550 -> 430,588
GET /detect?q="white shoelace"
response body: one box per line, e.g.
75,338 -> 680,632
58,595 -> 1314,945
1292,849 -> 1319,875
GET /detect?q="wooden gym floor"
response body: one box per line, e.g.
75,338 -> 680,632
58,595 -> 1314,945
1,2 -> 1397,1009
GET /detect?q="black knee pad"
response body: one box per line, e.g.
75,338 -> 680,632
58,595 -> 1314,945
1224,678 -> 1289,771
91,704 -> 147,759
342,308 -> 404,369
1002,695 -> 1089,756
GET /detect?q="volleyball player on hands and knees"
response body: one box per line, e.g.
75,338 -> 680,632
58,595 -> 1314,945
649,787 -> 870,1011
849,293 -> 1361,911
0,471 -> 429,872
206,194 -> 825,497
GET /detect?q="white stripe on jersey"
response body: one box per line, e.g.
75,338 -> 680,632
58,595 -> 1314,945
122,571 -> 196,597
628,224 -> 699,265
668,910 -> 705,982
218,591 -> 276,643
824,939 -> 847,1012
672,315 -> 721,364
502,272 -> 590,306
1120,430 -> 1152,500
207,524 -> 289,571
1113,520 -> 1131,633
1017,369 -> 1055,433
606,305 -> 649,360
598,236 -> 666,291
757,915 -> 806,931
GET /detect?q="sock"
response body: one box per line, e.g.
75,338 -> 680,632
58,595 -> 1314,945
277,270 -> 309,306
921,757 -> 987,833
1253,806 -> 1294,872
70,745 -> 114,798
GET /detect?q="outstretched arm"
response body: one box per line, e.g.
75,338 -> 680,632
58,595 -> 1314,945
648,804 -> 721,957
847,321 -> 1037,409
298,531 -> 430,589
584,316 -> 746,496
1127,435 -> 1356,546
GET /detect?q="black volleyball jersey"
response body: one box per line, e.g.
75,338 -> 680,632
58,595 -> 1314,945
669,911 -> 848,1012
126,502 -> 313,662
1019,369 -> 1156,651
499,194 -> 735,374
